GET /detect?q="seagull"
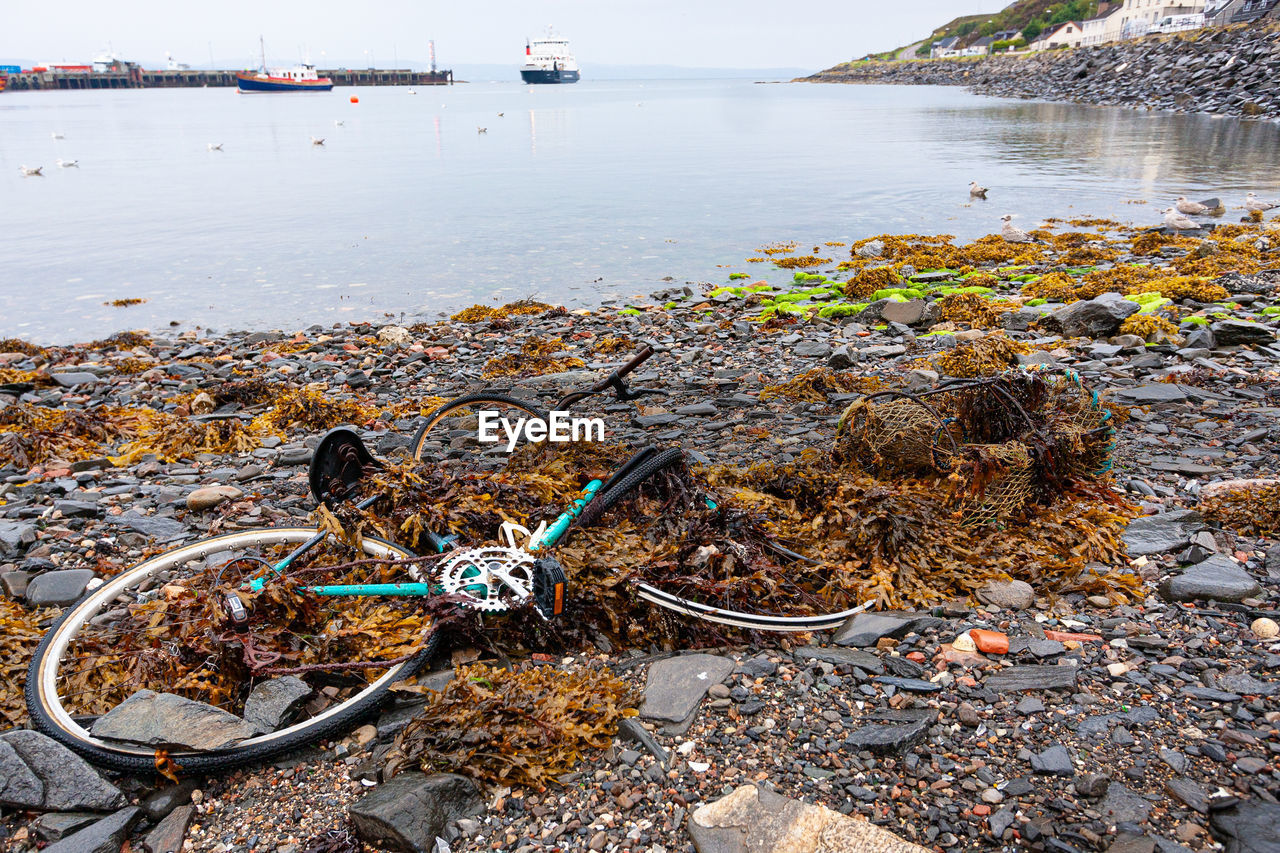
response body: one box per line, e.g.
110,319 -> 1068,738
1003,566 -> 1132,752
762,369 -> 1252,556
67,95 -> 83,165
56,159 -> 79,168
407,88 -> 417,94
1163,207 -> 1201,230
477,127 -> 487,134
311,136 -> 325,146
18,165 -> 43,177
1175,196 -> 1209,215
1244,192 -> 1278,213
333,120 -> 345,127
969,181 -> 988,200
999,214 -> 1033,243
207,143 -> 223,151
497,112 -> 504,117
51,132 -> 64,140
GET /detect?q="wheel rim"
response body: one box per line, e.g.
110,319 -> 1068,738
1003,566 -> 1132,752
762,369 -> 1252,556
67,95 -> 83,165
413,396 -> 547,465
36,528 -> 425,761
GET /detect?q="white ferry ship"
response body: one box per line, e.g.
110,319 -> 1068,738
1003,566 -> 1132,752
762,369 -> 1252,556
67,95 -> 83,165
520,31 -> 579,84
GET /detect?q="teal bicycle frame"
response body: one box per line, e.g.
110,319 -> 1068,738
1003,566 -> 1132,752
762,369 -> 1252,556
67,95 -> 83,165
243,479 -> 604,598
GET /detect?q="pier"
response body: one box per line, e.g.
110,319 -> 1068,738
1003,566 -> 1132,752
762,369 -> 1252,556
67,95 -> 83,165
2,67 -> 453,91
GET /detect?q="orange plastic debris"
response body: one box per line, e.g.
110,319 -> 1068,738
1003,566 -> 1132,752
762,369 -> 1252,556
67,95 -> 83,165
969,629 -> 1009,655
1043,630 -> 1102,642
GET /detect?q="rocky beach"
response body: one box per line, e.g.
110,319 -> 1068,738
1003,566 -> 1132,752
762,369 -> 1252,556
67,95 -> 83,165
0,212 -> 1278,853
805,26 -> 1280,120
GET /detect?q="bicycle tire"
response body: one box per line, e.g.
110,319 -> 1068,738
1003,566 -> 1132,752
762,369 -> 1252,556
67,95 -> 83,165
26,528 -> 436,774
575,448 -> 685,529
410,393 -> 549,463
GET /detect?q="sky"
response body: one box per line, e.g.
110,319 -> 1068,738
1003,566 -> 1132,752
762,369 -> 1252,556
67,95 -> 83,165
3,1 -> 1010,71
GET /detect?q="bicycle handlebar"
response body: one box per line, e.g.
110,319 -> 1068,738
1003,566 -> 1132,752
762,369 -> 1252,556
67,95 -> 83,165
591,344 -> 653,391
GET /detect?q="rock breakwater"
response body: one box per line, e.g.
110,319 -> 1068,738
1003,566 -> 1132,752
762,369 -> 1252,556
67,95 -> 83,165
806,26 -> 1280,119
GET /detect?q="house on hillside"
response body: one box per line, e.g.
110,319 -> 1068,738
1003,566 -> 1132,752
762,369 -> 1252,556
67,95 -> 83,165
1028,20 -> 1086,51
1204,0 -> 1246,24
930,36 -> 960,58
959,36 -> 995,57
1117,0 -> 1207,39
1227,0 -> 1280,22
991,29 -> 1021,41
1082,5 -> 1126,44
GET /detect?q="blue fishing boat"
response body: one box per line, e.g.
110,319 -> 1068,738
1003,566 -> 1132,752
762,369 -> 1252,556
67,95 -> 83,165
237,38 -> 333,92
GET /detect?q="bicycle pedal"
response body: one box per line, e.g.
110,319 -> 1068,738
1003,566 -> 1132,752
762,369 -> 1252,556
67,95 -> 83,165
532,557 -> 567,619
308,426 -> 382,505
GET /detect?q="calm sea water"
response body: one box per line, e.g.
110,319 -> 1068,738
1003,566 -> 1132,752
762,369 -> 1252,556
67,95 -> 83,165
2,79 -> 1278,343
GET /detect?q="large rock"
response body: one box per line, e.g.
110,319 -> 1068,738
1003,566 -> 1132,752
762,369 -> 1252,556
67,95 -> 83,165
25,568 -> 96,607
1211,799 -> 1280,853
0,739 -> 46,809
1108,384 -> 1188,404
1099,783 -> 1153,825
1159,555 -> 1261,603
242,676 -> 312,734
687,784 -> 930,853
833,612 -> 942,648
185,485 -> 243,512
1123,510 -> 1202,556
1043,292 -> 1139,338
843,720 -> 930,755
639,654 -> 735,724
1210,320 -> 1275,347
975,579 -> 1035,610
349,772 -> 484,852
42,807 -> 140,853
794,646 -> 885,675
115,512 -> 187,541
984,665 -> 1078,692
880,299 -> 926,326
142,804 -> 194,853
0,730 -> 126,812
90,690 -> 256,751
0,519 -> 37,556
1030,745 -> 1074,776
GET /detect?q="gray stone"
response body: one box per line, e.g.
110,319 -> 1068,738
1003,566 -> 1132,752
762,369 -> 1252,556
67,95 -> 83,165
243,676 -> 312,734
1108,384 -> 1188,404
1211,320 -> 1275,347
617,717 -> 669,769
832,611 -> 943,647
1099,783 -> 1153,825
1159,555 -> 1261,603
0,730 -> 125,812
43,807 -> 140,853
139,780 -> 200,821
54,500 -> 101,518
880,299 -> 926,326
91,690 -> 256,751
115,512 -> 187,541
639,654 -> 735,724
1165,777 -> 1209,814
843,720 -> 930,755
25,568 -> 96,607
0,519 -> 37,556
1030,745 -> 1075,776
794,646 -> 885,675
1123,510 -> 1203,556
50,372 -> 99,388
984,665 -> 1078,692
793,340 -> 832,359
827,345 -> 856,369
31,813 -> 100,842
1184,327 -> 1216,349
0,738 -> 45,809
350,772 -> 484,853
989,806 -> 1017,838
1044,292 -> 1139,338
687,783 -> 929,853
1213,672 -> 1276,698
975,579 -> 1035,610
1211,800 -> 1280,853
142,804 -> 194,853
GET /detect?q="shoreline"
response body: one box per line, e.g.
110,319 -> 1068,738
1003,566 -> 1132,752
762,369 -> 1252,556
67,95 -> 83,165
804,26 -> 1280,121
1,214 -> 1278,851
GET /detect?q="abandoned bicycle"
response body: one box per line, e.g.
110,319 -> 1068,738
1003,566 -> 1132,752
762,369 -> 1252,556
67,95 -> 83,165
26,347 -> 866,772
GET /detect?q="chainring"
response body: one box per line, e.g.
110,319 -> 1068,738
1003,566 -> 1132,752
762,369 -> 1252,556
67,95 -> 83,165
437,546 -> 536,612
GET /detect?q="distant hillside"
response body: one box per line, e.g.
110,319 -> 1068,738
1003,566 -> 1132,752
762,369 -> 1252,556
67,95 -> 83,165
902,0 -> 1100,57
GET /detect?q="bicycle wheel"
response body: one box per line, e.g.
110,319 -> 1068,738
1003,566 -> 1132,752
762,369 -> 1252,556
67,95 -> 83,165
27,528 -> 438,773
410,393 -> 550,468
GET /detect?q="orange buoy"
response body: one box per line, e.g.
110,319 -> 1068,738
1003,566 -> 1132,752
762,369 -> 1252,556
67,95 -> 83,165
350,96 -> 359,104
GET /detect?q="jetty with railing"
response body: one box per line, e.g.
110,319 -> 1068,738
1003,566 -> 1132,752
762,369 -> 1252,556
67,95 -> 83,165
3,65 -> 453,91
